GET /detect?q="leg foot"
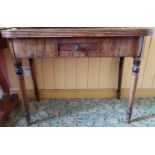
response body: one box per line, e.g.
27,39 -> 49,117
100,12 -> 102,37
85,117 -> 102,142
126,109 -> 132,123
25,113 -> 32,126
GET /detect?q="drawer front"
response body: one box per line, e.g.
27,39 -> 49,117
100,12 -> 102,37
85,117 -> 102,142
56,37 -> 143,57
58,43 -> 98,52
58,43 -> 99,57
57,38 -> 100,57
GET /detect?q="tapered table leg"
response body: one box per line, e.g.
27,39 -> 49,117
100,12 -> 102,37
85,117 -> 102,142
117,57 -> 124,99
29,58 -> 40,101
15,60 -> 31,125
127,57 -> 141,123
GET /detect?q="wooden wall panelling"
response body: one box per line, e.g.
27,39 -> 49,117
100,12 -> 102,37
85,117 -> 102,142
142,30 -> 155,88
65,58 -> 77,89
151,75 -> 155,88
137,36 -> 151,88
42,58 -> 55,89
54,58 -> 66,89
88,58 -> 100,89
77,58 -> 89,89
99,58 -> 112,88
150,32 -> 155,88
108,58 -> 119,88
122,58 -> 132,89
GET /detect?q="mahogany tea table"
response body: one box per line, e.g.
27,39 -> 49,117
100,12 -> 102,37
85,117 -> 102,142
1,28 -> 153,125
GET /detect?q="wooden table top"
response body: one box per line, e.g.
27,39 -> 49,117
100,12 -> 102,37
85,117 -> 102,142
1,28 -> 153,38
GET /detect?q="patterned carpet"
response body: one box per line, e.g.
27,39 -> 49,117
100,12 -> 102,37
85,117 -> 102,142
4,98 -> 155,127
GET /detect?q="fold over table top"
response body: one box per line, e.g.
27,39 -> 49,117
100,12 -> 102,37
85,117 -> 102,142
1,28 -> 153,38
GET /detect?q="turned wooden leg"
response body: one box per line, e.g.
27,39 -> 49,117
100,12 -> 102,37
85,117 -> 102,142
15,60 -> 31,125
127,57 -> 141,123
117,57 -> 124,99
0,68 -> 10,97
29,58 -> 40,101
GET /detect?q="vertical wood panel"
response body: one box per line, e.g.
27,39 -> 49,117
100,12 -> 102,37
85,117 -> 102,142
88,58 -> 100,89
142,30 -> 155,88
77,58 -> 88,89
137,36 -> 151,88
99,58 -> 112,88
42,58 -> 55,89
54,58 -> 66,89
122,58 -> 132,88
108,58 -> 119,88
148,30 -> 155,88
66,58 -> 77,89
152,73 -> 155,88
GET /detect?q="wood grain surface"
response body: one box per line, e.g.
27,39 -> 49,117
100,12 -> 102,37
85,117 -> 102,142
1,28 -> 152,38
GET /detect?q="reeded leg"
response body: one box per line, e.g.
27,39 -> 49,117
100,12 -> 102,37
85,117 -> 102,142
127,57 -> 141,123
29,58 -> 40,101
117,57 -> 124,99
15,60 -> 31,125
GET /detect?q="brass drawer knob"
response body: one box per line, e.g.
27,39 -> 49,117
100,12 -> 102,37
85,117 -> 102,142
75,44 -> 81,51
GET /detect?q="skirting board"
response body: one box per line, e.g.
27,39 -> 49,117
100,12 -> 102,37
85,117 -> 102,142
10,88 -> 155,99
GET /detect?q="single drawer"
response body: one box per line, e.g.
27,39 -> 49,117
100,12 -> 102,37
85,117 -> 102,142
57,38 -> 100,57
56,37 -> 143,57
58,43 -> 99,57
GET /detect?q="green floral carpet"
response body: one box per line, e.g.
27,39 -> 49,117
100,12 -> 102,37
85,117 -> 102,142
4,98 -> 155,127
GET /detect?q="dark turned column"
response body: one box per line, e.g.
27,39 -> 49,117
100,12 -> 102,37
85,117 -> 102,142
127,57 -> 141,123
29,58 -> 40,101
117,57 -> 124,99
0,68 -> 10,95
15,60 -> 31,125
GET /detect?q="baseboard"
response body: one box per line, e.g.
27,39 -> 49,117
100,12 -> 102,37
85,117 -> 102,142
10,88 -> 155,99
122,89 -> 155,98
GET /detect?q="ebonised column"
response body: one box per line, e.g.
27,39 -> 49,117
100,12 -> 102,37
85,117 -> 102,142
117,57 -> 124,99
29,58 -> 40,101
15,59 -> 31,125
